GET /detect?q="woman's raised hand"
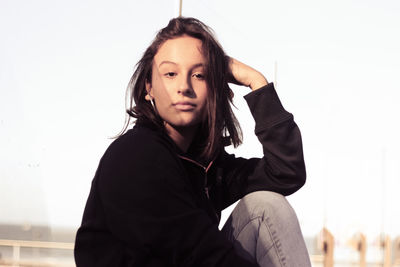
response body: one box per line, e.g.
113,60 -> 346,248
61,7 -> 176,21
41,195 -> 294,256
227,57 -> 268,91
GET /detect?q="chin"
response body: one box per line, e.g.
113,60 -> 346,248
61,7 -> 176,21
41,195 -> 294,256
167,119 -> 201,129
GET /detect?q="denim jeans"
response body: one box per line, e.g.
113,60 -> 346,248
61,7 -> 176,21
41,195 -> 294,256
221,191 -> 311,267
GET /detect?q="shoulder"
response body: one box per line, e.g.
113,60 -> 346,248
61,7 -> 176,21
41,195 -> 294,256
93,125 -> 188,214
100,124 -> 179,177
110,124 -> 172,157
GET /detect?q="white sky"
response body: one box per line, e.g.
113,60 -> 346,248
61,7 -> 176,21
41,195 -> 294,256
1,0 -> 399,244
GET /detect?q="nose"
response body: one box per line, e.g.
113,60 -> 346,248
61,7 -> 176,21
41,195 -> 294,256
177,74 -> 195,97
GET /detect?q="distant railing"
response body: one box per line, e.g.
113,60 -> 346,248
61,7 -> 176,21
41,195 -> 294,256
0,239 -> 74,267
0,237 -> 399,267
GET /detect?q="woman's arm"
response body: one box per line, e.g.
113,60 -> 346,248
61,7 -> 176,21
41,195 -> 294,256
217,59 -> 306,209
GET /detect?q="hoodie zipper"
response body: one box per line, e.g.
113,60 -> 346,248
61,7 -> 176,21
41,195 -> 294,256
177,155 -> 213,199
177,155 -> 220,221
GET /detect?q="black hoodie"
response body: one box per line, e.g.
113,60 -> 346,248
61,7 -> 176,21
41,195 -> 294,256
74,83 -> 306,266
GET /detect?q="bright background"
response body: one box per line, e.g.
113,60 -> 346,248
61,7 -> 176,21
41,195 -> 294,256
1,0 -> 399,246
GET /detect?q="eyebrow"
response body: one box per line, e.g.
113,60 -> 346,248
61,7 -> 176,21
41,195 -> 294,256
158,61 -> 205,69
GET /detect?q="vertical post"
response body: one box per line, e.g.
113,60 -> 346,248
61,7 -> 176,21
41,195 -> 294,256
358,233 -> 366,267
382,235 -> 391,267
179,0 -> 183,16
349,233 -> 367,267
321,228 -> 334,267
393,236 -> 400,266
12,244 -> 20,267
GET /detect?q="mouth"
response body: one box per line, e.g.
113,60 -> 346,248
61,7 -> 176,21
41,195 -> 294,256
173,101 -> 197,111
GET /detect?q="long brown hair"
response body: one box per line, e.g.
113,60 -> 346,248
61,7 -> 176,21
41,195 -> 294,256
120,17 -> 242,162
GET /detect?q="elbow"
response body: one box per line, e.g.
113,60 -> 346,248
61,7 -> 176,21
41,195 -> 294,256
296,169 -> 306,190
292,156 -> 306,186
290,163 -> 307,194
297,162 -> 307,188
281,163 -> 306,196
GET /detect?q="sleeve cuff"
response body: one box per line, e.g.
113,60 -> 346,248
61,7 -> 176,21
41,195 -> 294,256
243,83 -> 292,133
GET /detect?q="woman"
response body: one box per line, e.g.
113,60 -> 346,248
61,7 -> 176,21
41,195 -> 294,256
75,17 -> 311,266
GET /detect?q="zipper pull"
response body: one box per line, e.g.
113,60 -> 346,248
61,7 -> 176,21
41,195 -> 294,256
204,187 -> 210,199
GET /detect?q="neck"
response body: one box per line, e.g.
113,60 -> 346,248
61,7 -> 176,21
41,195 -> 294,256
164,123 -> 198,153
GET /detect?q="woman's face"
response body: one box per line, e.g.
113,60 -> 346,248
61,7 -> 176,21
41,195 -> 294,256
146,35 -> 208,130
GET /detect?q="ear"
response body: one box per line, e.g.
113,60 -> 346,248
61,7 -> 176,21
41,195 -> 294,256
145,80 -> 153,100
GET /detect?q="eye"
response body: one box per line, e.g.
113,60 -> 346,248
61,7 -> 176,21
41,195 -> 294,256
164,72 -> 177,78
192,73 -> 205,80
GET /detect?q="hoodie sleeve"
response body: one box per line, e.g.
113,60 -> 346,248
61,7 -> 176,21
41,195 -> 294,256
218,83 -> 306,209
94,131 -> 259,267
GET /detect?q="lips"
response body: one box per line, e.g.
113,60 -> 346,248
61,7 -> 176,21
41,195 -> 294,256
173,101 -> 197,111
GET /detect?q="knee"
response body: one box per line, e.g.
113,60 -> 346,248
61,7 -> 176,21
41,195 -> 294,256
240,191 -> 297,223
